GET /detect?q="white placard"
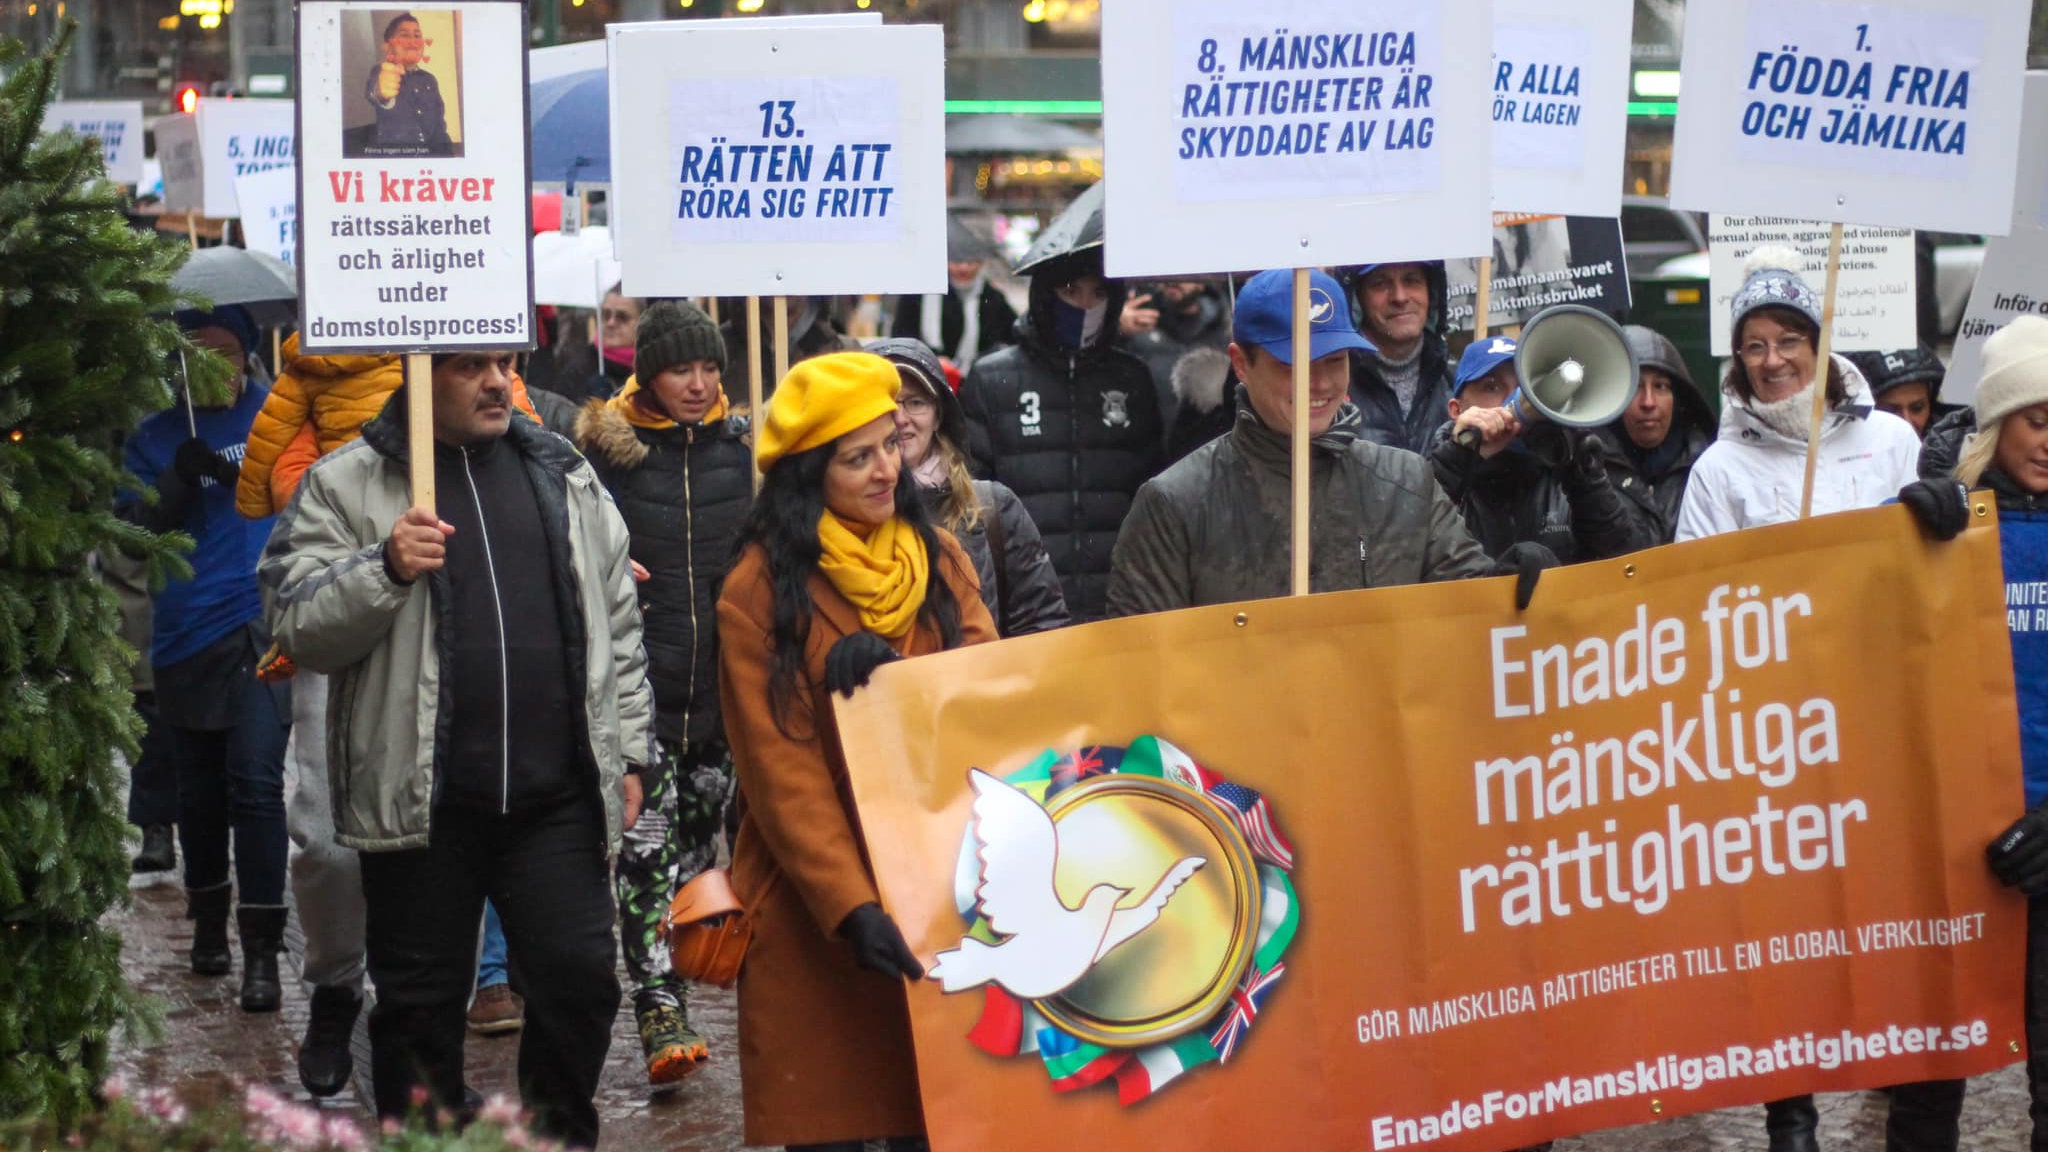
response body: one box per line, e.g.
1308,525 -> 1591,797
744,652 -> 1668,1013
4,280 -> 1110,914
234,165 -> 300,266
1708,215 -> 1917,352
1669,0 -> 2029,235
1101,0 -> 1494,278
1487,0 -> 1632,217
608,23 -> 945,298
160,99 -> 297,218
2010,71 -> 2048,232
1945,230 -> 2048,404
48,100 -> 144,184
297,1 -> 533,352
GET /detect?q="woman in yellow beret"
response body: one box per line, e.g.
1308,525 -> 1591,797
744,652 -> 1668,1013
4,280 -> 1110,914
716,351 -> 997,1150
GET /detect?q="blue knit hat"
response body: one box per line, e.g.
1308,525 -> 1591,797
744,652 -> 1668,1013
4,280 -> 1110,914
174,305 -> 259,358
1728,245 -> 1823,349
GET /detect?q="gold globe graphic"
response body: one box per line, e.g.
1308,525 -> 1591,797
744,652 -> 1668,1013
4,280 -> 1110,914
1034,776 -> 1262,1047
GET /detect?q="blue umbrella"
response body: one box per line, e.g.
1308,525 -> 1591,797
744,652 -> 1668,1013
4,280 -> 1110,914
529,69 -> 610,187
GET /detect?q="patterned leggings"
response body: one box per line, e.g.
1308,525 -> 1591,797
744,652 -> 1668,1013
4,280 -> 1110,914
615,738 -> 734,1001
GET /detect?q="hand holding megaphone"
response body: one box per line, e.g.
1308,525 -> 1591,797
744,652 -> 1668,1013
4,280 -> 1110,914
1452,306 -> 1639,452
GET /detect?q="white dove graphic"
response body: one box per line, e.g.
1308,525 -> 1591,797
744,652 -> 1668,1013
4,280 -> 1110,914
928,769 -> 1207,1001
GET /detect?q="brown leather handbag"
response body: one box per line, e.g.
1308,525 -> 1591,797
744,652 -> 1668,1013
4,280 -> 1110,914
664,868 -> 751,989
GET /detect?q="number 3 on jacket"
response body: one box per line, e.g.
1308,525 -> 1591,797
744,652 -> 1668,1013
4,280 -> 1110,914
1019,391 -> 1042,437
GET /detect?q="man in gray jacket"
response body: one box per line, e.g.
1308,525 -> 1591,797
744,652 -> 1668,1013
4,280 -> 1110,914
260,352 -> 652,1148
1106,269 -> 1517,616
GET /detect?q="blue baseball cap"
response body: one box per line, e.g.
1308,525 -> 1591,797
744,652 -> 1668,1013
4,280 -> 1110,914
1453,335 -> 1520,396
1232,269 -> 1376,365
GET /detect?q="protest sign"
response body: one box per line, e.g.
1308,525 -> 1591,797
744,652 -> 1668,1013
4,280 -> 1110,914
234,165 -> 300,266
1944,230 -> 2048,403
1487,0 -> 1632,218
837,506 -> 2024,1152
1668,0 -> 2030,235
47,100 -> 143,184
1707,216 -> 1916,352
606,22 -> 943,298
1099,0 -> 1494,277
2017,72 -> 2048,233
1445,214 -> 1630,330
295,0 -> 533,353
159,99 -> 297,219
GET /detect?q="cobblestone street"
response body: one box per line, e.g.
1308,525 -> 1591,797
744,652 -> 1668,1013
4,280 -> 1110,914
111,868 -> 2033,1150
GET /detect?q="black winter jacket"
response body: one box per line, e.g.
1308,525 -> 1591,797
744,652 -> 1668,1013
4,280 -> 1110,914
919,479 -> 1071,637
1587,344 -> 1717,543
1427,423 -> 1661,563
573,395 -> 751,746
1106,390 -> 1497,615
1337,261 -> 1455,455
959,278 -> 1163,621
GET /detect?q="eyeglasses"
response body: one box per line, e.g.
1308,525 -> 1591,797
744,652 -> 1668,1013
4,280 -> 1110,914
899,394 -> 935,414
600,308 -> 636,325
1738,334 -> 1810,364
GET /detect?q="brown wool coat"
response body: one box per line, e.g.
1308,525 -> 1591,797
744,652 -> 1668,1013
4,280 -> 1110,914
717,531 -> 997,1147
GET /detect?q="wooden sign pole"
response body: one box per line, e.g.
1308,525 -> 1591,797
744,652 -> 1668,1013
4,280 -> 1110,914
1797,223 -> 1847,520
746,296 -> 765,493
405,353 -> 435,515
1290,268 -> 1311,598
771,295 -> 791,394
186,210 -> 199,251
1472,255 -> 1494,341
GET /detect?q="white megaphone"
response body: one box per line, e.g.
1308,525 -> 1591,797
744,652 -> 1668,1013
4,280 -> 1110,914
1456,304 -> 1639,449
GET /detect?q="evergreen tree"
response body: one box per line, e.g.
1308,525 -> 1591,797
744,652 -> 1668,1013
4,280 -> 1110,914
0,25 -> 227,1125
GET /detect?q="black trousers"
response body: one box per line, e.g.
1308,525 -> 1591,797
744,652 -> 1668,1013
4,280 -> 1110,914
360,795 -> 619,1149
2029,895 -> 2048,1150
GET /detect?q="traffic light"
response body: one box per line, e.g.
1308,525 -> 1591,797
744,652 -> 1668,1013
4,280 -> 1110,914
173,83 -> 200,114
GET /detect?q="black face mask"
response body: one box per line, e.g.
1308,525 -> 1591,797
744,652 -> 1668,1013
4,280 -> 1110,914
1050,297 -> 1106,350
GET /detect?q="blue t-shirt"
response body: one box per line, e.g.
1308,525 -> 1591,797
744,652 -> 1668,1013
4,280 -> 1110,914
121,381 -> 275,668
2002,509 -> 2048,806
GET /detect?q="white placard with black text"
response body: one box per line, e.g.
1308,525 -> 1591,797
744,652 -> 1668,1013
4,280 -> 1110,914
296,0 -> 533,352
1101,0 -> 1494,278
159,99 -> 297,219
48,100 -> 144,185
1946,231 -> 2048,403
1487,0 -> 1631,217
608,22 -> 945,298
1708,215 -> 1917,352
1669,0 -> 2029,235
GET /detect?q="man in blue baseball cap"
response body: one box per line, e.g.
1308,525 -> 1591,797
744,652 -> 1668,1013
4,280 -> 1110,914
1106,269 -> 1519,616
1425,335 -> 1658,564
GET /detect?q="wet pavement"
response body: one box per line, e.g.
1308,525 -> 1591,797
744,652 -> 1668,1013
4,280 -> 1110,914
112,865 -> 2034,1150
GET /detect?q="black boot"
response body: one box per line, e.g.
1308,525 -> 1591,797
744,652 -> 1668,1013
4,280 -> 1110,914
186,882 -> 232,976
1765,1095 -> 1821,1152
132,825 -> 176,873
1886,1078 -> 1965,1152
237,904 -> 287,1012
299,985 -> 363,1097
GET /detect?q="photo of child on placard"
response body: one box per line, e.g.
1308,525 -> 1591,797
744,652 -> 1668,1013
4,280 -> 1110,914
341,9 -> 464,158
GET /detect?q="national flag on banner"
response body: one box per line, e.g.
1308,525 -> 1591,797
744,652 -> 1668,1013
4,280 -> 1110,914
1114,1031 -> 1220,1105
1208,961 -> 1285,1063
1254,865 -> 1300,971
1148,738 -> 1296,870
1046,744 -> 1123,798
1037,1026 -> 1129,1090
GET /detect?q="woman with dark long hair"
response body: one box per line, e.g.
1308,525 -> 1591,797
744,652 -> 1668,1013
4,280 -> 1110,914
716,352 -> 997,1151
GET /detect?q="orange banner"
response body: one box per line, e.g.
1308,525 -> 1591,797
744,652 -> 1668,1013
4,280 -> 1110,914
836,505 -> 2028,1151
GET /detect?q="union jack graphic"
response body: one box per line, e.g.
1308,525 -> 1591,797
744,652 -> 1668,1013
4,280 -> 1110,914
1208,962 -> 1285,1063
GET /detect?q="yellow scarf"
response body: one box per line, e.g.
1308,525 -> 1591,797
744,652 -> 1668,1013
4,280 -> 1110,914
816,513 -> 929,639
611,374 -> 730,431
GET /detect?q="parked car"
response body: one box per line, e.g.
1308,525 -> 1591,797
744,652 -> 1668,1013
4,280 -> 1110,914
1620,196 -> 1708,279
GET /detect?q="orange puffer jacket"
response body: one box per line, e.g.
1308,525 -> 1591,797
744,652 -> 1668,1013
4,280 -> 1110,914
236,335 -> 544,518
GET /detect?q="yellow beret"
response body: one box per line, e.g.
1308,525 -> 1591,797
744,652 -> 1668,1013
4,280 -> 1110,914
755,351 -> 902,471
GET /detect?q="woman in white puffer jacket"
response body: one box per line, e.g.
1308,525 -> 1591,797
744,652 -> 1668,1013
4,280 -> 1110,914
1674,246 -> 1920,543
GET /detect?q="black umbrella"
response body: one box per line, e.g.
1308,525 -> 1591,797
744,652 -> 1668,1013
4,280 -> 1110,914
947,213 -> 999,263
1014,181 -> 1104,275
944,114 -> 1100,156
171,246 -> 299,327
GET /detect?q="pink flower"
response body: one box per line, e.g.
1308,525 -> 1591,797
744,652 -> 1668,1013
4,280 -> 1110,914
323,1116 -> 368,1151
380,1117 -> 402,1136
100,1074 -> 128,1102
478,1093 -> 523,1128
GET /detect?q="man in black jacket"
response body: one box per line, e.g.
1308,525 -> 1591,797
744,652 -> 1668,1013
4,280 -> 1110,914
1429,336 -> 1660,562
1338,262 -> 1456,454
1588,325 -> 1717,543
959,248 -> 1162,621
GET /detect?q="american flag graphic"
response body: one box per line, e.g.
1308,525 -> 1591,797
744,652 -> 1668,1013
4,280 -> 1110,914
1208,961 -> 1285,1063
1206,779 -> 1296,870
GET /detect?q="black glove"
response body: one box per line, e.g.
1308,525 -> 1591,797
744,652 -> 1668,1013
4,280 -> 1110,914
1496,541 -> 1559,611
172,437 -> 239,486
838,902 -> 924,980
1899,479 -> 1970,541
1988,806 -> 2048,895
824,632 -> 901,698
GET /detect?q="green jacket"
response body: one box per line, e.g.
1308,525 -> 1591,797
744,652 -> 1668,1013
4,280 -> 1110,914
259,395 -> 653,852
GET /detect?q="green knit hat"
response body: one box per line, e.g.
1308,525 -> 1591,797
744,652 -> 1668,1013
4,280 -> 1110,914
635,299 -> 726,382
